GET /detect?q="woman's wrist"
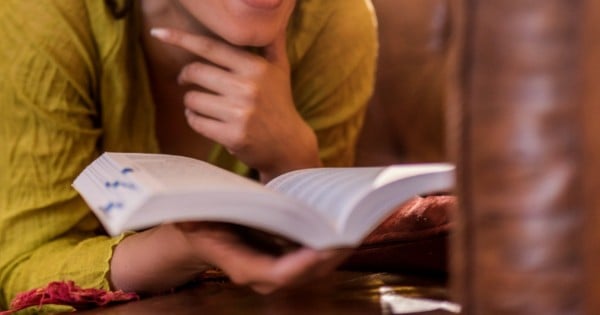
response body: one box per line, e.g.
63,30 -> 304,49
259,126 -> 321,182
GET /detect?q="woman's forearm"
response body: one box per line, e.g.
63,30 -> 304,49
258,124 -> 322,183
109,224 -> 209,293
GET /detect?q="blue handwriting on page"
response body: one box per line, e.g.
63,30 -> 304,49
121,167 -> 134,174
104,180 -> 137,190
99,201 -> 124,214
99,166 -> 138,214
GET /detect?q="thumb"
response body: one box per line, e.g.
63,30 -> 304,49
263,29 -> 290,72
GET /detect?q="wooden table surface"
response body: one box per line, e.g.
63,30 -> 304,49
77,271 -> 455,315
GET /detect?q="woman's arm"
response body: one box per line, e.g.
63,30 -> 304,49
289,0 -> 379,168
0,1 -> 152,307
110,223 -> 351,294
0,2 -> 118,305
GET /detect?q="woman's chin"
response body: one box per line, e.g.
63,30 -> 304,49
239,0 -> 284,10
221,30 -> 275,47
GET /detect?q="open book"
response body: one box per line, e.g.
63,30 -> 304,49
73,153 -> 454,249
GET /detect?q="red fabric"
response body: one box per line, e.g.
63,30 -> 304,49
0,281 -> 138,314
362,195 -> 454,245
342,195 -> 456,273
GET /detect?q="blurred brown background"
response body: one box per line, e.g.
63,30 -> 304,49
355,0 -> 451,166
358,0 -> 600,314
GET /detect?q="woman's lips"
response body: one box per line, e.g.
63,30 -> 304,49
239,0 -> 283,10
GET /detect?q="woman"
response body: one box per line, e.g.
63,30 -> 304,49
0,0 -> 377,309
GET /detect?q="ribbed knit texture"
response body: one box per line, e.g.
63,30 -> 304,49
0,0 -> 377,310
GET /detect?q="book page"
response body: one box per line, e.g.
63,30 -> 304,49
109,153 -> 264,193
266,167 -> 386,230
267,164 -> 455,239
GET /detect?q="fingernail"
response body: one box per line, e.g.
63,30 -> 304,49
150,28 -> 170,39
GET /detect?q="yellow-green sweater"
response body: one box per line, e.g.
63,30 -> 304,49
0,0 -> 377,309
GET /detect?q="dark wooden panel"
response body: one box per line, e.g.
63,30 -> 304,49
449,0 -> 595,314
356,0 -> 451,165
581,0 -> 600,313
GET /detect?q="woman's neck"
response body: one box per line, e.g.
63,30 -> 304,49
139,0 -> 211,79
138,0 -> 218,160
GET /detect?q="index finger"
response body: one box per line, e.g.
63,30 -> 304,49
150,28 -> 254,71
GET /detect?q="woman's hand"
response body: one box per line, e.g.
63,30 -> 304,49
150,28 -> 321,181
110,223 -> 351,295
176,222 -> 352,294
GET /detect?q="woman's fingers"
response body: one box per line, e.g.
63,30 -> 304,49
178,61 -> 263,103
178,223 -> 353,294
178,61 -> 237,95
246,248 -> 322,294
150,27 -> 256,72
217,246 -> 351,294
150,26 -> 318,178
185,108 -> 251,154
247,248 -> 352,294
194,230 -> 283,286
183,91 -> 229,121
220,248 -> 320,293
